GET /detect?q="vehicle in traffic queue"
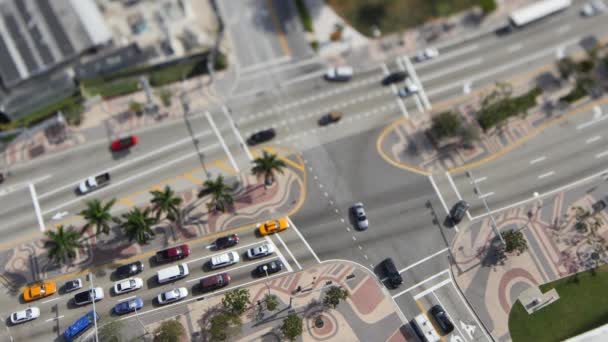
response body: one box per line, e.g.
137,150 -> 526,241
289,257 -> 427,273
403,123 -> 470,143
10,307 -> 40,325
23,281 -> 56,302
157,287 -> 188,305
258,217 -> 289,235
115,261 -> 145,279
113,297 -> 144,315
110,135 -> 138,151
113,277 -> 144,295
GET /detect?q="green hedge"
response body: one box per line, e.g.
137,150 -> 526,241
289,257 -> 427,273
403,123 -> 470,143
0,93 -> 83,131
477,87 -> 541,131
295,0 -> 314,32
83,78 -> 140,98
479,0 -> 497,14
560,82 -> 589,103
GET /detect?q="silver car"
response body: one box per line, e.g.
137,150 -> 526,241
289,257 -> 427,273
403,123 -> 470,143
157,287 -> 188,305
247,243 -> 275,259
351,203 -> 369,230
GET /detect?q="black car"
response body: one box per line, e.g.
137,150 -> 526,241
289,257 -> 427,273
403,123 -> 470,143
381,258 -> 403,289
215,234 -> 239,249
449,200 -> 470,224
116,261 -> 144,279
318,112 -> 342,126
381,71 -> 407,86
255,260 -> 283,276
430,305 -> 455,334
247,128 -> 276,146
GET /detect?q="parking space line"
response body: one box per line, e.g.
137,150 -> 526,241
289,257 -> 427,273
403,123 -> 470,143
287,217 -> 321,263
413,277 -> 451,300
392,269 -> 450,299
432,292 -> 468,341
399,248 -> 448,274
273,233 -> 302,270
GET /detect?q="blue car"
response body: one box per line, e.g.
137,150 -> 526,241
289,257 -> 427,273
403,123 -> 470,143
113,297 -> 144,315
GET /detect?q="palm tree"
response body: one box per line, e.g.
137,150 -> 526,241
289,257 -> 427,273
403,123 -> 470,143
79,199 -> 116,236
121,207 -> 156,245
150,185 -> 183,222
45,225 -> 83,264
203,175 -> 233,212
251,151 -> 287,187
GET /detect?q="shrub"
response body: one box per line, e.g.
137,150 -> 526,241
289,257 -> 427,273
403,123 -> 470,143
557,57 -> 577,80
310,40 -> 319,51
281,313 -> 303,341
560,80 -> 590,103
479,0 -> 497,14
154,319 -> 185,342
477,87 -> 541,131
430,111 -> 461,140
501,229 -> 528,254
295,0 -> 313,32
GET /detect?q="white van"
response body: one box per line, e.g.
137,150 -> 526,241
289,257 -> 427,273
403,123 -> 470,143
157,263 -> 189,284
324,66 -> 353,81
411,313 -> 440,342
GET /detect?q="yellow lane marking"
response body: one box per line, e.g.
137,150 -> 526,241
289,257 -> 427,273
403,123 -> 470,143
116,198 -> 136,207
214,161 -> 238,175
262,147 -> 305,172
415,299 -> 447,342
265,0 -> 291,56
183,173 -> 204,185
376,117 -> 432,176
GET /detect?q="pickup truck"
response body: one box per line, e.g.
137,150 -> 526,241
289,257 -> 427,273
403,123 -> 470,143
78,172 -> 110,194
156,245 -> 190,263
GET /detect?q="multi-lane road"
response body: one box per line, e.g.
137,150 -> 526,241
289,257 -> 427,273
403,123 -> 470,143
2,3 -> 608,341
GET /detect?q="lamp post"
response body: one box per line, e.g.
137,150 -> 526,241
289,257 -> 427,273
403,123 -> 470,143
467,170 -> 505,245
134,302 -> 150,336
262,265 -> 271,297
88,273 -> 99,342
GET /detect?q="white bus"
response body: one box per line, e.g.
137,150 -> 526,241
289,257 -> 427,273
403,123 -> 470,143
411,313 -> 440,342
509,0 -> 572,27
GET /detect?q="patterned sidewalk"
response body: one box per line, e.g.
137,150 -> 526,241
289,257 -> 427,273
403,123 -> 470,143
143,261 -> 408,342
451,180 -> 608,341
0,147 -> 305,295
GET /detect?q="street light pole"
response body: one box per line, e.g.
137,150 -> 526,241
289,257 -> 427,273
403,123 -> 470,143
262,265 -> 271,297
466,170 -> 505,245
134,303 -> 150,336
88,273 -> 99,342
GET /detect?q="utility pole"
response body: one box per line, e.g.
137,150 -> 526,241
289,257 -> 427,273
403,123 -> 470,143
466,170 -> 505,245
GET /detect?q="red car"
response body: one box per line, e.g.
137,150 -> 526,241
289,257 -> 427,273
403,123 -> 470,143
111,135 -> 138,151
156,245 -> 190,263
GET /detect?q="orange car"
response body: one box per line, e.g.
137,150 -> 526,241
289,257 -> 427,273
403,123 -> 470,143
258,218 -> 289,235
23,281 -> 57,302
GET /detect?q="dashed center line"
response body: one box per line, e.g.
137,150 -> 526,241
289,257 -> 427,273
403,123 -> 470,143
45,315 -> 64,322
586,136 -> 602,144
478,192 -> 494,199
529,156 -> 546,165
596,150 -> 608,159
538,171 -> 555,179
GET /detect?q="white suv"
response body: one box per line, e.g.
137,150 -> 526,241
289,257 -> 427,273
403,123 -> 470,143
113,277 -> 143,295
324,66 -> 353,81
209,251 -> 240,269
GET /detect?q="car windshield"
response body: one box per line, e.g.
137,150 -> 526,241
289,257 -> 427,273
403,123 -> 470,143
358,215 -> 367,221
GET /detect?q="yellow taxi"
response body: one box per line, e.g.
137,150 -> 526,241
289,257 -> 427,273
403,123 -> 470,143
258,218 -> 289,235
23,281 -> 57,302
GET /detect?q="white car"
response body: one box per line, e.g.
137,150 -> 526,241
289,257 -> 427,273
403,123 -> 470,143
415,47 -> 439,62
10,307 -> 40,324
324,66 -> 353,81
397,79 -> 419,97
157,287 -> 188,305
209,251 -> 240,269
73,287 -> 104,306
582,0 -> 607,16
113,277 -> 144,295
247,243 -> 275,259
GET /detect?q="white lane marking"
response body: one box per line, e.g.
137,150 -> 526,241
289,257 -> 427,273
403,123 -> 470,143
403,56 -> 431,110
478,192 -> 494,199
392,269 -> 450,299
556,45 -> 565,59
205,111 -> 239,172
399,248 -> 448,274
529,156 -> 546,165
238,55 -> 292,73
473,176 -> 487,184
538,171 -> 555,179
0,174 -> 52,197
116,295 -> 136,302
273,236 -> 293,273
445,172 -> 463,200
557,24 -> 571,34
186,258 -> 274,283
29,183 -> 45,232
596,150 -> 608,159
413,278 -> 452,300
586,136 -> 602,144
428,175 -> 458,232
463,80 -> 472,94
42,297 -> 61,304
507,43 -> 523,53
221,106 -> 253,161
594,105 -> 603,119
382,62 -> 410,119
189,241 -> 261,264
577,107 -> 606,129
432,292 -> 469,341
396,58 -> 424,113
470,167 -> 608,221
42,144 -> 219,216
273,234 -> 302,270
287,216 -> 321,263
448,277 -> 493,342
414,44 -> 480,68
420,58 -> 483,83
45,315 -> 64,322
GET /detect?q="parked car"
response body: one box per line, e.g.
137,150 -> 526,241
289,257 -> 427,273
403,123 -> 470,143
430,305 -> 455,334
214,234 -> 239,249
382,258 -> 403,289
73,287 -> 104,306
111,135 -> 138,151
157,288 -> 188,305
156,245 -> 190,263
113,297 -> 144,315
351,203 -> 369,230
324,66 -> 354,81
77,172 -> 111,194
247,243 -> 275,259
63,279 -> 83,293
449,200 -> 470,224
10,307 -> 40,324
116,261 -> 144,279
209,251 -> 240,269
247,128 -> 276,146
318,111 -> 343,126
381,71 -> 407,86
199,273 -> 231,292
23,281 -> 56,302
415,47 -> 439,62
113,277 -> 144,295
258,218 -> 289,235
397,80 -> 419,98
255,260 -> 283,276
